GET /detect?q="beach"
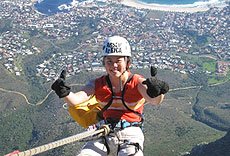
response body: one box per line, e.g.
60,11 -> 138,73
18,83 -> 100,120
119,0 -> 210,13
31,0 -> 38,3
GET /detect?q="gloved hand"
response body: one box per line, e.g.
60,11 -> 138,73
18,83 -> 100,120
142,66 -> 169,98
51,70 -> 70,98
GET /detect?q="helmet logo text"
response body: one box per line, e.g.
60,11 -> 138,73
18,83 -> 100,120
104,42 -> 122,54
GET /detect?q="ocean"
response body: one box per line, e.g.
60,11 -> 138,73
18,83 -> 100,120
34,0 -> 226,15
34,0 -> 72,15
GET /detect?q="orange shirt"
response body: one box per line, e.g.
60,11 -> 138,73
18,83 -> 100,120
95,73 -> 145,122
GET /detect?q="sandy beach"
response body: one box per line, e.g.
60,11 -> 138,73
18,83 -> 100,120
119,0 -> 210,13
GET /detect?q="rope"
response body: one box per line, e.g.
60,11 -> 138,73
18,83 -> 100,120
11,125 -> 110,156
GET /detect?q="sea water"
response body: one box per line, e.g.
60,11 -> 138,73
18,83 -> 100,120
34,0 -> 226,15
34,0 -> 72,15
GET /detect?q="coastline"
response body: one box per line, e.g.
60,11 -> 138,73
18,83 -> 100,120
31,0 -> 38,5
119,0 -> 210,13
31,0 -> 38,3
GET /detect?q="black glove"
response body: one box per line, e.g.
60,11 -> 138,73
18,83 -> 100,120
51,70 -> 70,98
142,66 -> 169,98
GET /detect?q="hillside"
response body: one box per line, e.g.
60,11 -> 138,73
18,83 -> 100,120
1,68 -> 229,156
1,1 -> 230,155
185,131 -> 230,156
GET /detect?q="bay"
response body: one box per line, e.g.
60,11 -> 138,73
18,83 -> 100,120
34,0 -> 221,15
34,0 -> 72,15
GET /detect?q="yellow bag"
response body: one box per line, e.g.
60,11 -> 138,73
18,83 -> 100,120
68,96 -> 102,128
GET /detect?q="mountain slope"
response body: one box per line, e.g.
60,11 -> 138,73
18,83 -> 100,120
185,131 -> 230,156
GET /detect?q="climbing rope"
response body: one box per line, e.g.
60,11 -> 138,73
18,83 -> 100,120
9,125 -> 110,156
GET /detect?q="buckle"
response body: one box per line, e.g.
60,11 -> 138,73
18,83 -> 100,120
105,119 -> 142,130
116,120 -> 140,129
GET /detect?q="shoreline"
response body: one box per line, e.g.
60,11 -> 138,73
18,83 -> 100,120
31,0 -> 228,14
31,0 -> 38,3
119,0 -> 211,13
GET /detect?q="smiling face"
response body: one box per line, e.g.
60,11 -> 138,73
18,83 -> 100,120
103,56 -> 129,78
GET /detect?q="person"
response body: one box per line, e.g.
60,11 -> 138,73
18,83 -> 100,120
51,35 -> 169,156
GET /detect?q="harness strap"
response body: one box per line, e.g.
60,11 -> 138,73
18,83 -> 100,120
102,136 -> 110,155
120,76 -> 143,120
128,142 -> 143,156
117,140 -> 143,156
101,74 -> 143,121
99,75 -> 114,113
97,76 -> 114,120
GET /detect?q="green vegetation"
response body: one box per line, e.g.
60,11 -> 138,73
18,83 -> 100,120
203,61 -> 216,73
193,80 -> 230,131
0,68 -> 229,156
208,75 -> 227,84
0,19 -> 13,33
1,26 -> 229,154
201,58 -> 229,84
1,3 -> 229,155
14,56 -> 24,72
0,18 -> 229,155
146,10 -> 166,19
0,107 -> 33,154
180,54 -> 229,85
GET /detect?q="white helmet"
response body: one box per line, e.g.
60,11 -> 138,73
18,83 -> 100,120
102,36 -> 131,57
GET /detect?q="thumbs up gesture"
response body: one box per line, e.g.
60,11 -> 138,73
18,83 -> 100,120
51,70 -> 71,98
142,66 -> 169,98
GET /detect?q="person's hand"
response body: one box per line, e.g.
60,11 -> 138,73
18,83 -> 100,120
142,66 -> 169,98
51,70 -> 70,98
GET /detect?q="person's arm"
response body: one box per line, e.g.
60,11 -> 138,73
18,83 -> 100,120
51,70 -> 95,106
138,77 -> 165,105
64,80 -> 95,106
137,66 -> 169,105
